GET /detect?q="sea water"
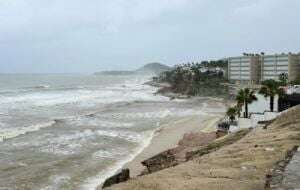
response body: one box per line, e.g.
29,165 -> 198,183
0,74 -> 219,189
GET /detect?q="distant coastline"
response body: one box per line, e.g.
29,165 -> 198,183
95,63 -> 171,76
95,71 -> 136,75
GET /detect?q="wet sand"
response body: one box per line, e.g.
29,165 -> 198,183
124,115 -> 222,177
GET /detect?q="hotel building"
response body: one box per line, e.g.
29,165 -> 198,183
227,55 -> 261,84
228,53 -> 300,84
261,53 -> 300,82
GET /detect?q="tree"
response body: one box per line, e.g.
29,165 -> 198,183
236,102 -> 243,118
226,107 -> 237,122
279,73 -> 288,86
236,88 -> 258,118
259,79 -> 285,112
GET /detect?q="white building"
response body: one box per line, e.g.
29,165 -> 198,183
228,53 -> 300,84
261,53 -> 300,81
228,55 -> 261,84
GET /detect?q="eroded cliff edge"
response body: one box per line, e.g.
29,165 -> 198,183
105,105 -> 300,190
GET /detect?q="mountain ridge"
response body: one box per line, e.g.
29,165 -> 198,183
95,63 -> 171,76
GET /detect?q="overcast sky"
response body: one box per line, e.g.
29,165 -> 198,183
0,0 -> 299,73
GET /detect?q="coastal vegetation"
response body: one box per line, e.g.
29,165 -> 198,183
259,79 -> 285,112
236,88 -> 257,118
226,106 -> 238,122
225,77 -> 295,124
155,60 -> 229,98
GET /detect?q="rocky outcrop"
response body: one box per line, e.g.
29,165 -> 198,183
141,150 -> 178,174
102,169 -> 130,189
141,132 -> 218,175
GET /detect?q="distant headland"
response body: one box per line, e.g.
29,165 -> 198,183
95,63 -> 171,76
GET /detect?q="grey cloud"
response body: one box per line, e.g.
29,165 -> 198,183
0,0 -> 299,73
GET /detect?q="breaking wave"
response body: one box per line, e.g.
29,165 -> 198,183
0,120 -> 57,142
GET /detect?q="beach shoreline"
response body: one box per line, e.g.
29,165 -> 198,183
97,94 -> 227,189
106,106 -> 300,190
96,80 -> 230,189
124,115 -> 223,177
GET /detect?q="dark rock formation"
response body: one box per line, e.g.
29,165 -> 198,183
141,150 -> 178,174
140,132 -> 217,175
102,169 -> 130,189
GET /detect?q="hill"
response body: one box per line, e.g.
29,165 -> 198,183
136,63 -> 171,75
94,71 -> 135,75
95,63 -> 171,76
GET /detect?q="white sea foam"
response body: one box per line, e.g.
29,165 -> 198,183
69,118 -> 134,128
113,109 -> 209,120
92,147 -> 129,159
92,150 -> 117,159
28,85 -> 51,89
96,130 -> 144,143
79,130 -> 156,190
37,129 -> 144,155
0,121 -> 56,142
42,174 -> 71,190
0,83 -> 167,108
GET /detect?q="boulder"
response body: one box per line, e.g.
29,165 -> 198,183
102,169 -> 130,189
141,150 -> 178,174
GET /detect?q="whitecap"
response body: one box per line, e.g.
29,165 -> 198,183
95,130 -> 143,143
0,121 -> 57,142
69,117 -> 134,128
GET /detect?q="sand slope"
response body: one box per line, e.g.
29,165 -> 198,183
106,106 -> 300,190
125,115 -> 222,177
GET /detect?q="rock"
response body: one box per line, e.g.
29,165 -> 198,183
102,169 -> 130,189
141,150 -> 178,174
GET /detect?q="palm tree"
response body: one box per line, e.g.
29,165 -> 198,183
236,102 -> 243,118
226,107 -> 237,122
236,88 -> 258,118
259,79 -> 285,112
278,73 -> 288,86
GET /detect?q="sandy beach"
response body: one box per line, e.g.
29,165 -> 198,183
106,106 -> 300,190
125,115 -> 223,177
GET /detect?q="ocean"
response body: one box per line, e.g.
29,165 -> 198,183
0,74 -> 216,190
